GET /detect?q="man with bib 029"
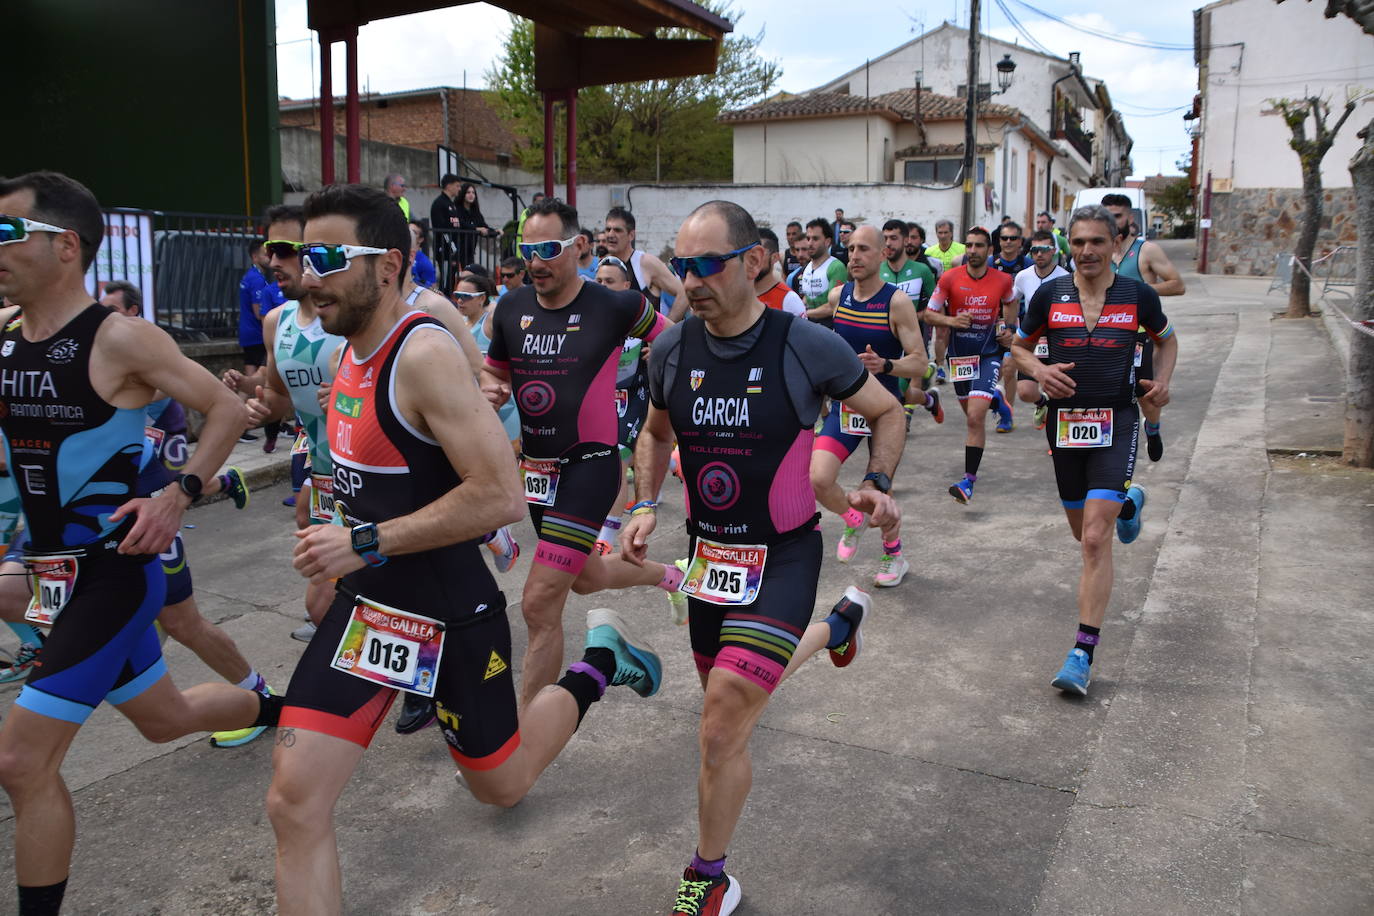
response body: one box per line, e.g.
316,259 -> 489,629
277,185 -> 663,914
623,201 -> 903,916
1010,205 -> 1178,697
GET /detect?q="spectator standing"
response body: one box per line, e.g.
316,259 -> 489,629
384,173 -> 410,219
237,238 -> 283,444
410,221 -> 437,289
457,182 -> 497,267
430,173 -> 463,291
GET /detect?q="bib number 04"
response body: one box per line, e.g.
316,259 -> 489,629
24,555 -> 79,626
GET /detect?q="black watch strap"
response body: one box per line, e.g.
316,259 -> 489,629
862,471 -> 892,494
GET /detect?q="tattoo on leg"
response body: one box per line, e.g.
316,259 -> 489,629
276,727 -> 296,747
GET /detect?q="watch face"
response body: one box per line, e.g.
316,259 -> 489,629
350,525 -> 374,550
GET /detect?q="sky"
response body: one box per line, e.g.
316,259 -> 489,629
274,0 -> 1202,178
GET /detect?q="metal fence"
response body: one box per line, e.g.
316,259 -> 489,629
426,227 -> 506,293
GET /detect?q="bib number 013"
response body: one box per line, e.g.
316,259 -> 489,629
331,596 -> 445,697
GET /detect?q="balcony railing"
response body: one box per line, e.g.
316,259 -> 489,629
1057,114 -> 1093,164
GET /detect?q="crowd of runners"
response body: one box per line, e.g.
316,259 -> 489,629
0,169 -> 1180,915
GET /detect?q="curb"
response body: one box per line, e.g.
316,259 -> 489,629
193,454 -> 295,509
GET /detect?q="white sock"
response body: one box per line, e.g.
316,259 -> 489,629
596,515 -> 623,545
235,669 -> 262,691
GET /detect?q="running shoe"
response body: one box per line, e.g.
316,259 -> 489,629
1033,401 -> 1049,430
593,539 -> 613,557
1116,485 -> 1146,545
210,684 -> 277,748
935,365 -> 947,385
925,389 -> 945,424
828,586 -> 872,668
238,431 -> 259,443
672,868 -> 741,916
667,558 -> 690,626
874,554 -> 910,588
486,526 -> 520,573
395,693 -> 436,734
290,620 -> 317,642
222,466 -> 250,510
948,477 -> 974,504
282,494 -> 297,508
585,607 -> 662,697
263,436 -> 277,454
836,519 -> 866,563
921,360 -> 937,391
995,401 -> 1014,433
1147,430 -> 1164,462
0,642 -> 41,684
904,405 -> 914,433
1051,647 -> 1092,696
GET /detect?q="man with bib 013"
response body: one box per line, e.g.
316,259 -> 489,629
1010,204 -> 1178,697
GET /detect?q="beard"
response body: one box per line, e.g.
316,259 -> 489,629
318,261 -> 381,338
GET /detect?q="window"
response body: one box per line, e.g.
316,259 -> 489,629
903,157 -> 986,185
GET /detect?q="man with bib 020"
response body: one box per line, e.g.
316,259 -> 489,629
1010,205 -> 1178,696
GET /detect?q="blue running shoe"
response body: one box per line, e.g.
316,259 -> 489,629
585,608 -> 662,697
1051,648 -> 1092,696
995,397 -> 1013,433
1116,485 -> 1146,544
935,365 -> 947,385
948,477 -> 974,504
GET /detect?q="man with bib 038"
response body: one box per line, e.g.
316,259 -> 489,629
1010,204 -> 1178,696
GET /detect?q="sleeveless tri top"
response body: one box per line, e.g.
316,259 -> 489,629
666,309 -> 817,544
832,281 -> 904,398
274,299 -> 344,475
1113,237 -> 1145,283
0,305 -> 144,551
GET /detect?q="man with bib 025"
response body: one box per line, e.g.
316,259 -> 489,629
1010,204 -> 1178,696
277,185 -> 664,914
623,201 -> 903,916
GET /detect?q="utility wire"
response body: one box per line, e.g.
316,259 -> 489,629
1006,0 -> 1196,51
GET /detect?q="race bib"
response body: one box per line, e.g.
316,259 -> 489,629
680,539 -> 767,606
308,472 -> 336,523
949,355 -> 981,382
614,388 -> 629,419
1056,407 -> 1114,449
291,429 -> 310,455
330,596 -> 445,697
25,554 -> 79,626
144,425 -> 166,458
1034,339 -> 1049,359
839,402 -> 871,437
520,458 -> 560,506
1134,342 -> 1144,368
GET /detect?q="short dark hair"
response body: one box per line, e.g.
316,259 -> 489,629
440,173 -> 461,188
907,222 -> 926,241
966,226 -> 992,245
0,171 -> 104,270
786,220 -> 802,231
1038,210 -> 1055,222
531,192 -> 546,203
1068,205 -> 1116,239
1100,193 -> 1132,208
579,226 -> 594,243
103,280 -> 142,312
1000,220 -> 1022,237
462,262 -> 489,277
758,226 -> 780,255
249,238 -> 265,256
528,197 -> 579,238
500,256 -> 526,272
262,203 -> 304,233
882,219 -> 907,235
604,206 -> 636,232
408,219 -> 428,255
455,271 -> 497,298
805,217 -> 833,241
1030,229 -> 1056,244
303,183 -> 410,264
688,200 -> 760,250
839,220 -> 856,232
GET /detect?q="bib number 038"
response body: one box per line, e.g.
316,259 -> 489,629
520,458 -> 560,506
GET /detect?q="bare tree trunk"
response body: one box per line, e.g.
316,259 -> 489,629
1288,162 -> 1323,317
1343,118 -> 1374,466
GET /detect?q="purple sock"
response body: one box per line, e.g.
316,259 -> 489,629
690,851 -> 726,878
566,661 -> 607,698
882,538 -> 901,556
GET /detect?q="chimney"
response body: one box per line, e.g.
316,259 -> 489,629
1069,51 -> 1081,69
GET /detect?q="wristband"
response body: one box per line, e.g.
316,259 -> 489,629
630,500 -> 657,516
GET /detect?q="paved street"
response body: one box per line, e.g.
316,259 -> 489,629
1,247 -> 1370,915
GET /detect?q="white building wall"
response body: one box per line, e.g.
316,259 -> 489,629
1198,0 -> 1374,190
731,116 -> 896,183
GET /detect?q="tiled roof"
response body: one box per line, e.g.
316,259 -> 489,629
719,88 -> 1019,124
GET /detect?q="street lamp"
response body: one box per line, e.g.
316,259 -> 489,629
996,54 -> 1016,94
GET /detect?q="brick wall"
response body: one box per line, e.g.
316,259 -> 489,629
1206,186 -> 1358,276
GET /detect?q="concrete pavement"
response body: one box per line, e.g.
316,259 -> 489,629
0,250 -> 1370,914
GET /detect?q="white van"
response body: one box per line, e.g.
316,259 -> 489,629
1072,187 -> 1150,239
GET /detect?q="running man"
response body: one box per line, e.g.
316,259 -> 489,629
602,206 -> 686,320
924,227 -> 1018,503
273,184 -> 661,913
1011,229 -> 1070,429
623,201 -> 900,916
1009,205 -> 1178,696
481,197 -> 684,707
924,219 -> 967,381
990,221 -> 1033,428
1101,193 -> 1185,462
797,218 -> 847,326
754,228 -> 805,316
878,219 -> 941,426
814,226 -> 935,587
0,171 -> 279,915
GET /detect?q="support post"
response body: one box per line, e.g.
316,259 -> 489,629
565,89 -> 578,207
344,26 -> 360,184
319,30 -> 334,185
543,91 -> 556,198
961,0 -> 981,233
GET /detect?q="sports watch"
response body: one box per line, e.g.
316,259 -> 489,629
350,522 -> 388,567
174,472 -> 203,502
861,471 -> 893,494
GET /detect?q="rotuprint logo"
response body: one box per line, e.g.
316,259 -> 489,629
689,369 -> 705,391
46,338 -> 79,365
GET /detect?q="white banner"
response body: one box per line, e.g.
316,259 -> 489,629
85,211 -> 155,321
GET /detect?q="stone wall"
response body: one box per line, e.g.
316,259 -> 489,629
1205,186 -> 1359,277
178,340 -> 246,439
